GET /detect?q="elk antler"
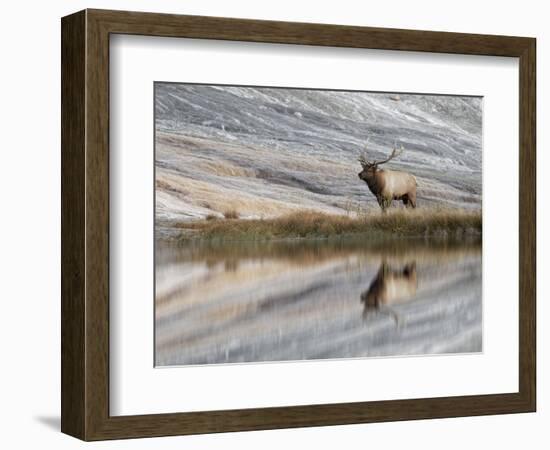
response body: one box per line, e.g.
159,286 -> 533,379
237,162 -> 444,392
357,136 -> 372,169
358,138 -> 372,168
358,151 -> 371,168
373,144 -> 404,166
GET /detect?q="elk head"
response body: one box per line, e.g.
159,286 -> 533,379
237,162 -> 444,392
357,142 -> 404,182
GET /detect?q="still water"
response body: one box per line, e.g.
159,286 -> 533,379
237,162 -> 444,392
155,238 -> 482,366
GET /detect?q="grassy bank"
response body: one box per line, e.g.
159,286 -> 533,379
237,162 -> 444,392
167,209 -> 482,242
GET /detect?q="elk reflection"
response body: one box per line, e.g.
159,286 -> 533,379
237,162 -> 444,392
361,261 -> 418,325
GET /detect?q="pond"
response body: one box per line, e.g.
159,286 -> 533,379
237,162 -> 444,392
155,237 -> 482,366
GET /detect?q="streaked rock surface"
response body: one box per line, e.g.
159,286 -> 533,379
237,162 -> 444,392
155,84 -> 482,224
154,84 -> 483,367
155,239 -> 481,366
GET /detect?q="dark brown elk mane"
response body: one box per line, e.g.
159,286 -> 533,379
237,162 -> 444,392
358,142 -> 417,211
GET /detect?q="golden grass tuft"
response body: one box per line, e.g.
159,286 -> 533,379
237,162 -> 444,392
223,209 -> 240,220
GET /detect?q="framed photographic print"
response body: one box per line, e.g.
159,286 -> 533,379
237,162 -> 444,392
61,9 -> 536,440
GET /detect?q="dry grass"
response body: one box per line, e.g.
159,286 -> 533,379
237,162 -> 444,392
223,209 -> 240,220
173,208 -> 482,242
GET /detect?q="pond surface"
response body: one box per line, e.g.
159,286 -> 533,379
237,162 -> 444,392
155,238 -> 482,366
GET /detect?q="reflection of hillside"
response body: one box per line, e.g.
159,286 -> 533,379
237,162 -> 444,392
156,238 -> 481,311
155,238 -> 482,324
155,238 -> 482,366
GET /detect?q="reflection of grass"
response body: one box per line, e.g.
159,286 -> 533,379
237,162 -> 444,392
171,209 -> 481,242
158,234 -> 481,267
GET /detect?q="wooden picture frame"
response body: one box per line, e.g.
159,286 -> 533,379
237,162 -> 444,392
61,9 -> 536,441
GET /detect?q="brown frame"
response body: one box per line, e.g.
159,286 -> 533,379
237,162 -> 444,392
61,9 -> 536,441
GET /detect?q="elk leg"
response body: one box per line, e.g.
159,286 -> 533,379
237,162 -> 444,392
380,306 -> 402,327
409,193 -> 417,208
377,196 -> 386,212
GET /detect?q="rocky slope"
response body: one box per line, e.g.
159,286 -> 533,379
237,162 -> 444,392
155,83 -> 482,223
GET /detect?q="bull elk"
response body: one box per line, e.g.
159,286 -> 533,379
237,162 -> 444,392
358,143 -> 417,211
360,262 -> 418,325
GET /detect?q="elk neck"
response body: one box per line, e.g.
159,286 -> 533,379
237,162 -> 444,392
362,168 -> 383,194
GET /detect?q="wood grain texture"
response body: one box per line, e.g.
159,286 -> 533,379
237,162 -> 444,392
85,11 -> 111,439
60,8 -> 537,441
90,8 -> 532,56
518,39 -> 536,410
61,10 -> 86,439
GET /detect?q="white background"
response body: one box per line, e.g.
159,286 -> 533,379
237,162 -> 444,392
110,36 -> 518,415
0,0 -> 547,449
